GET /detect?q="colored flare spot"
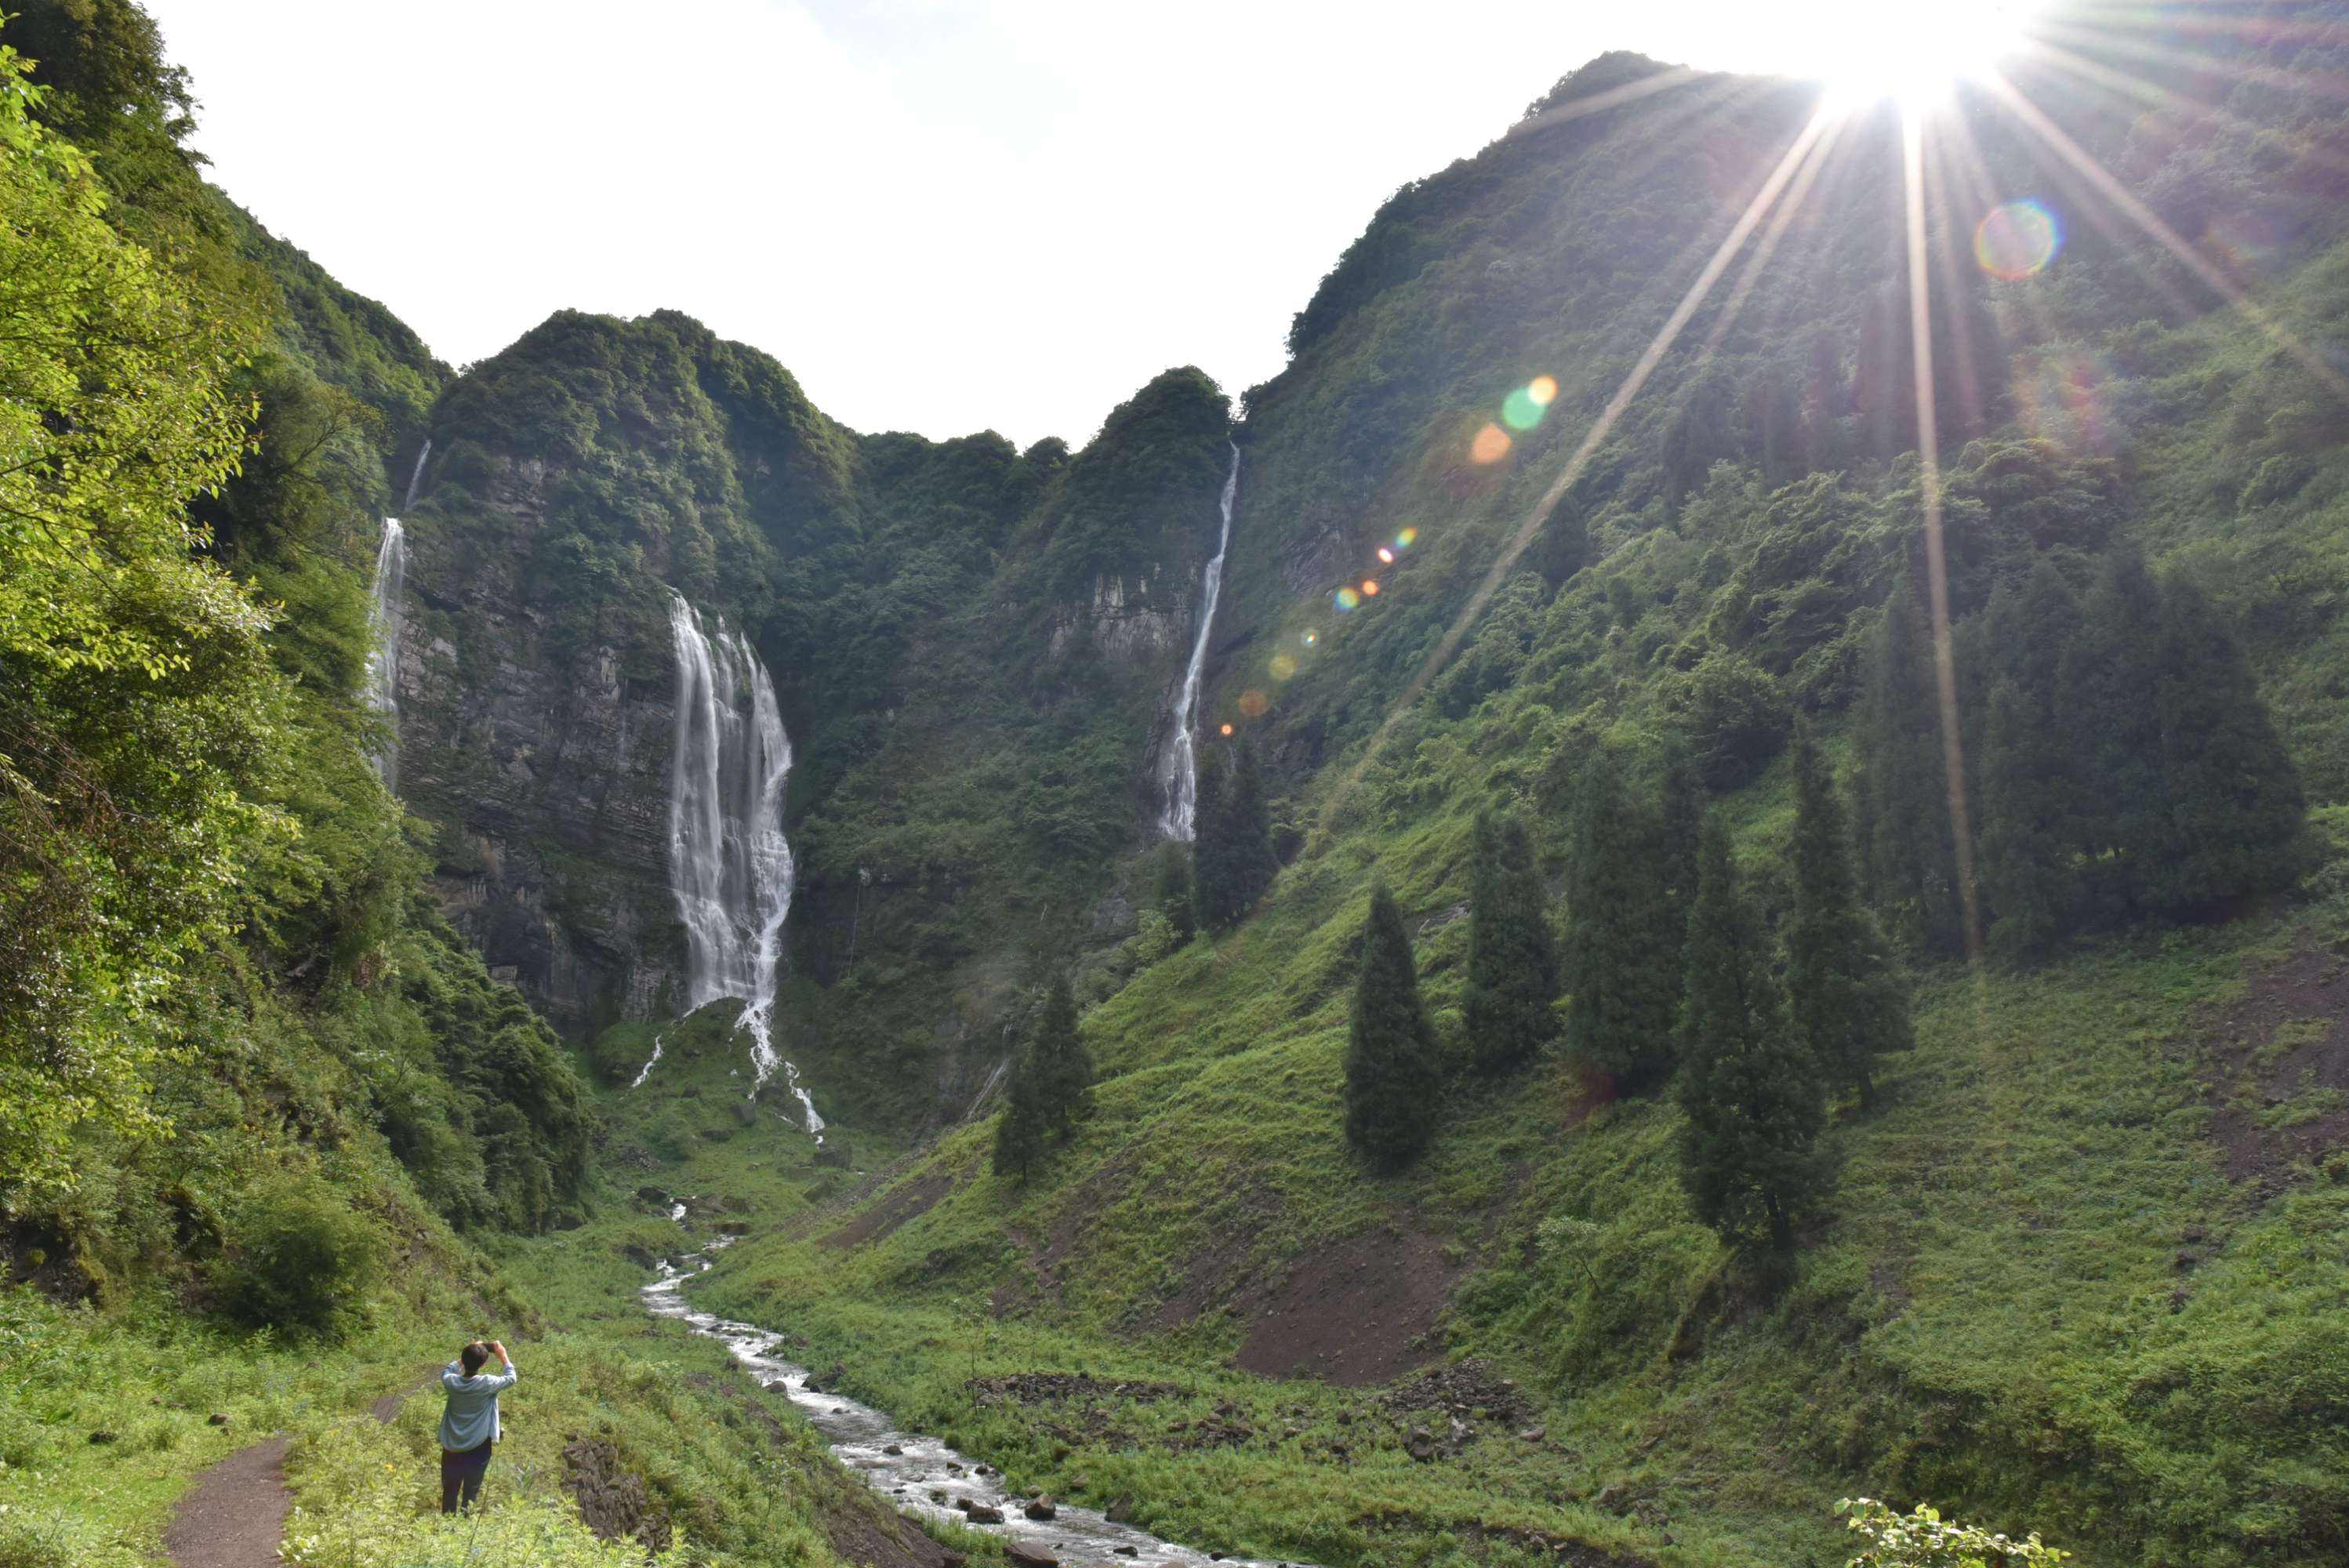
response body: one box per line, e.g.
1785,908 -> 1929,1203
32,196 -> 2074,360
1394,527 -> 1418,551
1237,689 -> 1269,718
1335,587 -> 1360,612
1527,375 -> 1558,407
1974,199 -> 2063,281
1218,723 -> 1233,736
1302,630 -> 1318,645
1269,653 -> 1298,681
1501,387 -> 1547,431
1360,579 -> 1381,597
1378,546 -> 1396,564
1470,423 -> 1512,463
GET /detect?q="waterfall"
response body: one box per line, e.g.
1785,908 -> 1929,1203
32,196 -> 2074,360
663,593 -> 824,1135
403,438 -> 431,511
1156,443 -> 1240,840
365,517 -> 408,787
630,1032 -> 666,1089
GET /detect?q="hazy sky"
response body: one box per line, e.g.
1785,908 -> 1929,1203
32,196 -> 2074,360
140,1 -> 1976,445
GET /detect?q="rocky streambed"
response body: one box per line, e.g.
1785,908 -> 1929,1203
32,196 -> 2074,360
643,1253 -> 1313,1568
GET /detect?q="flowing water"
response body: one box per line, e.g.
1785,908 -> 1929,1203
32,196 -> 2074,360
663,593 -> 823,1134
644,1254 -> 1312,1568
1156,445 -> 1241,841
403,438 -> 431,511
630,1031 -> 667,1089
365,517 -> 408,786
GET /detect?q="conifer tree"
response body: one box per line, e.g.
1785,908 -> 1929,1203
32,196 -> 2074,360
1853,575 -> 1967,954
1462,808 -> 1559,1074
2148,579 -> 2305,913
992,1044 -> 1047,1181
1193,742 -> 1276,930
1562,748 -> 1682,1090
1029,973 -> 1094,1138
1345,884 -> 1442,1168
1974,561 -> 2086,963
1785,720 -> 1912,1109
1659,739 -> 1705,958
1152,841 -> 1196,943
2058,546 -> 2167,921
1678,816 -> 1825,1256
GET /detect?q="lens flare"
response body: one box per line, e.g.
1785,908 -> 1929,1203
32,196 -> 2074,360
1470,423 -> 1512,464
1973,199 -> 2063,281
1360,579 -> 1380,597
1269,653 -> 1298,681
1302,630 -> 1317,645
1378,546 -> 1396,564
1237,689 -> 1269,718
1218,723 -> 1233,737
1394,527 -> 1418,550
1527,375 -> 1558,407
1501,387 -> 1548,431
1334,587 -> 1360,612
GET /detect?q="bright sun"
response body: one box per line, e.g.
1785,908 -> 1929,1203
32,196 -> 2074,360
1807,0 -> 2045,109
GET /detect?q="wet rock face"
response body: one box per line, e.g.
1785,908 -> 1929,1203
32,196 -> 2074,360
394,463 -> 683,1036
561,1436 -> 672,1552
1046,572 -> 1190,665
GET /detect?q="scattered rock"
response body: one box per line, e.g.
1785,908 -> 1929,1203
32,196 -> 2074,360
206,1413 -> 231,1427
561,1436 -> 673,1552
1105,1495 -> 1136,1524
622,1243 -> 659,1270
1004,1546 -> 1059,1568
962,1503 -> 1004,1524
635,1185 -> 669,1206
882,1442 -> 903,1455
804,1362 -> 846,1395
1024,1494 -> 1058,1519
1517,1427 -> 1546,1443
88,1431 -> 118,1445
764,1380 -> 789,1393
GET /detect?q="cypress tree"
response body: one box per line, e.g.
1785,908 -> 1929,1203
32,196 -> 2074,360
1659,738 -> 1705,958
1029,974 -> 1093,1138
1344,884 -> 1443,1168
992,1044 -> 1047,1181
1678,816 -> 1826,1257
1785,720 -> 1912,1109
1193,742 -> 1276,930
1562,748 -> 1682,1091
1853,575 -> 1967,954
1152,841 -> 1196,942
1974,560 -> 2086,963
2148,579 -> 2304,913
1462,808 -> 1559,1074
2058,546 -> 2168,922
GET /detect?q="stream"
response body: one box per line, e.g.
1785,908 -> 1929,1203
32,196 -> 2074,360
643,1250 -> 1312,1568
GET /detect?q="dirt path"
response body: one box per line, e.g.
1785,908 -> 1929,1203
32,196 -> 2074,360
164,1367 -> 437,1568
161,1435 -> 292,1568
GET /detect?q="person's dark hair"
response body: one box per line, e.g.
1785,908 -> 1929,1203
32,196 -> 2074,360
459,1341 -> 490,1375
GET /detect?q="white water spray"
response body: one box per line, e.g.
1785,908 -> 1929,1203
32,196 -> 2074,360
365,517 -> 408,786
1156,443 -> 1240,840
403,438 -> 431,512
630,1032 -> 666,1089
663,593 -> 824,1135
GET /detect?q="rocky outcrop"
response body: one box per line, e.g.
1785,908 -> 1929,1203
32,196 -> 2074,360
1046,570 -> 1191,664
561,1435 -> 672,1552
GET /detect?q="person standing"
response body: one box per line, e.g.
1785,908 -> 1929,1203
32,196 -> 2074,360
438,1338 -> 515,1513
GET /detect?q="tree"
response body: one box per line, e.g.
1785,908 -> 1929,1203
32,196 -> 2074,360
1462,808 -> 1559,1074
1785,721 -> 1912,1109
1345,884 -> 1442,1168
1679,816 -> 1826,1257
1853,575 -> 1967,955
1193,741 -> 1276,929
1562,748 -> 1682,1090
1151,840 -> 1196,943
1973,561 -> 2086,964
992,1044 -> 1047,1181
2148,578 -> 2304,913
1029,974 -> 1093,1137
2057,546 -> 2168,922
1659,739 -> 1704,940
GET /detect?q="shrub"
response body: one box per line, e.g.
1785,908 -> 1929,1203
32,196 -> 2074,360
209,1176 -> 384,1340
1836,1497 -> 2069,1567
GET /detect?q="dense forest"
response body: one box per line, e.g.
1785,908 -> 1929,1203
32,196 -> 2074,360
9,2 -> 2349,1566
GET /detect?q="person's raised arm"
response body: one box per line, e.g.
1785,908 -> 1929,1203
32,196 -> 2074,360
488,1339 -> 517,1387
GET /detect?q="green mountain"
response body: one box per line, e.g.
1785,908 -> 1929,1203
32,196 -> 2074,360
9,2 -> 2349,1566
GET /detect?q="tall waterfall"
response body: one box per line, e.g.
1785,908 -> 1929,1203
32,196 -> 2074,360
663,593 -> 824,1134
403,438 -> 431,511
1156,443 -> 1240,840
365,517 -> 408,786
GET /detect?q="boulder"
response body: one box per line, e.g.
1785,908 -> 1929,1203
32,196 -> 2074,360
1023,1495 -> 1058,1519
963,1503 -> 1004,1524
1104,1495 -> 1135,1524
1004,1546 -> 1059,1568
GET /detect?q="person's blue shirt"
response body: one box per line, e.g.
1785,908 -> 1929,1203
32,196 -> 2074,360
438,1354 -> 516,1452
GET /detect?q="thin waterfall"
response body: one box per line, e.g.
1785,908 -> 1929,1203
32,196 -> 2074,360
663,592 -> 824,1136
1156,443 -> 1240,840
365,517 -> 408,787
630,1032 -> 666,1089
403,438 -> 431,511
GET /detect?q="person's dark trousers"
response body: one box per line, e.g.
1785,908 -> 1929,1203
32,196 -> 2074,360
441,1442 -> 494,1513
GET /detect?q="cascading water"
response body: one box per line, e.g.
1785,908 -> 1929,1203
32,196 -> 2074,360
664,593 -> 825,1135
365,517 -> 408,786
1156,443 -> 1240,840
403,437 -> 431,511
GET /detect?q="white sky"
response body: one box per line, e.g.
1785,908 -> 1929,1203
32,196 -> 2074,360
136,2 -> 1993,445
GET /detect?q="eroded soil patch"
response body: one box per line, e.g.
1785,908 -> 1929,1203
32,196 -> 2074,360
2199,942 -> 2349,1186
826,1173 -> 956,1250
1229,1227 -> 1461,1387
